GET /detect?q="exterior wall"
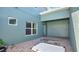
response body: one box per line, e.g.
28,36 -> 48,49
0,18 -> 2,38
69,7 -> 79,51
0,7 -> 44,45
41,9 -> 70,21
0,8 -> 3,38
0,7 -> 79,52
46,19 -> 69,37
40,7 -> 78,51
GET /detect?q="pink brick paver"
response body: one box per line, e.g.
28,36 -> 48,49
7,37 -> 73,52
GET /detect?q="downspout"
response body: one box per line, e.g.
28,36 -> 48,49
46,21 -> 47,37
43,22 -> 47,37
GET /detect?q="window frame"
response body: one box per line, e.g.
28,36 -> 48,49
25,22 -> 38,36
8,17 -> 17,26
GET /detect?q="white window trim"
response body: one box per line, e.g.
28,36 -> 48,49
8,17 -> 17,26
25,22 -> 38,36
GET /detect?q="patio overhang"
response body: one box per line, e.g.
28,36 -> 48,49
40,7 -> 70,21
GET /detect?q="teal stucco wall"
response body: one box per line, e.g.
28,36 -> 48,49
0,7 -> 44,45
70,7 -> 79,51
0,17 -> 2,38
69,7 -> 79,51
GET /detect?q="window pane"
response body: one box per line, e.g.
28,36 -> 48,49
26,29 -> 31,35
33,29 -> 36,34
26,22 -> 31,28
33,23 -> 36,28
9,19 -> 16,24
